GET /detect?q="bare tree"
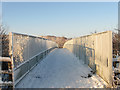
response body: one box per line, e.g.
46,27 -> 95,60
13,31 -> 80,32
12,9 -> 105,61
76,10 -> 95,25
91,30 -> 97,34
0,25 -> 7,35
0,25 -> 9,57
113,31 -> 120,56
40,35 -> 69,48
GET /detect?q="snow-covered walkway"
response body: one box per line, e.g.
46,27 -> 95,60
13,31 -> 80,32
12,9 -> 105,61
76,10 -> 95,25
16,48 -> 107,88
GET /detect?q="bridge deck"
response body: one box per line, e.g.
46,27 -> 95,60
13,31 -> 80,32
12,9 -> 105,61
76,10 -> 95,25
16,48 -> 107,88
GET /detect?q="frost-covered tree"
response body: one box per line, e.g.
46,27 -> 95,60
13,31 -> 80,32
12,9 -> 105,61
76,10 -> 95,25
0,25 -> 9,57
113,31 -> 120,56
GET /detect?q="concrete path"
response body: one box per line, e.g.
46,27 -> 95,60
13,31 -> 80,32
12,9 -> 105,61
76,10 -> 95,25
16,48 -> 107,88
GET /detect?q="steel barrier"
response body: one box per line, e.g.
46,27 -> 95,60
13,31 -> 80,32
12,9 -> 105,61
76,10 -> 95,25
63,31 -> 112,87
9,32 -> 58,87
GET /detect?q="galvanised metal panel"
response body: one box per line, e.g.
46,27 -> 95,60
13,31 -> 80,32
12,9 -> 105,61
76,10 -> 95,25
9,32 -> 58,86
63,31 -> 112,87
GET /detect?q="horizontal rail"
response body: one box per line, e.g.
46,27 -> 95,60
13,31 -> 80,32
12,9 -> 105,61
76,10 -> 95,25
63,31 -> 112,87
14,47 -> 57,86
9,32 -> 58,88
14,47 -> 57,71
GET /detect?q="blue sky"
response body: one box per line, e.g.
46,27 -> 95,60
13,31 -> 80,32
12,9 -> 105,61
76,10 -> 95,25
2,2 -> 118,38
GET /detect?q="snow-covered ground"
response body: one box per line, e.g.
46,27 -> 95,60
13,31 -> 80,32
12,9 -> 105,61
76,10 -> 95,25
16,48 -> 107,88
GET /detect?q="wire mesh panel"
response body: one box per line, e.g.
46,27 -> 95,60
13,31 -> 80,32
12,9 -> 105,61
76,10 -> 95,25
63,31 -> 112,86
9,32 -> 58,86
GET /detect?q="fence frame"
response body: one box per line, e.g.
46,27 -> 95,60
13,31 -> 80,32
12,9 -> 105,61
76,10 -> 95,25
9,32 -> 58,87
63,31 -> 113,87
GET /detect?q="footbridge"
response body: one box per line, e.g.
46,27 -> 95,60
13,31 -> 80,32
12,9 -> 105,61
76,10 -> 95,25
0,31 -> 116,88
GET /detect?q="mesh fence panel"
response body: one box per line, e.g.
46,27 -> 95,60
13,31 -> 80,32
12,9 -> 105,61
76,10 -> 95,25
10,33 -> 57,68
9,32 -> 58,86
63,31 -> 112,86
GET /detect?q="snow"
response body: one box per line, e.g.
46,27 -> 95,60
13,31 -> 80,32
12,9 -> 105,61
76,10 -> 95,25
0,80 -> 12,84
0,57 -> 10,60
16,48 -> 107,88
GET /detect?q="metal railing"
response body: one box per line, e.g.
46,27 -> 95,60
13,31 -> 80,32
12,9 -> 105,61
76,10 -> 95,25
9,32 -> 58,87
63,31 -> 113,87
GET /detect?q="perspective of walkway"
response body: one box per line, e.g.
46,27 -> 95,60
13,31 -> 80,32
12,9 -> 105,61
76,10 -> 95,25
16,48 -> 107,88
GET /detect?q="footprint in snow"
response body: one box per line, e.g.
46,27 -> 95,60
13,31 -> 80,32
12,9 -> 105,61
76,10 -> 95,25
35,76 -> 41,79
